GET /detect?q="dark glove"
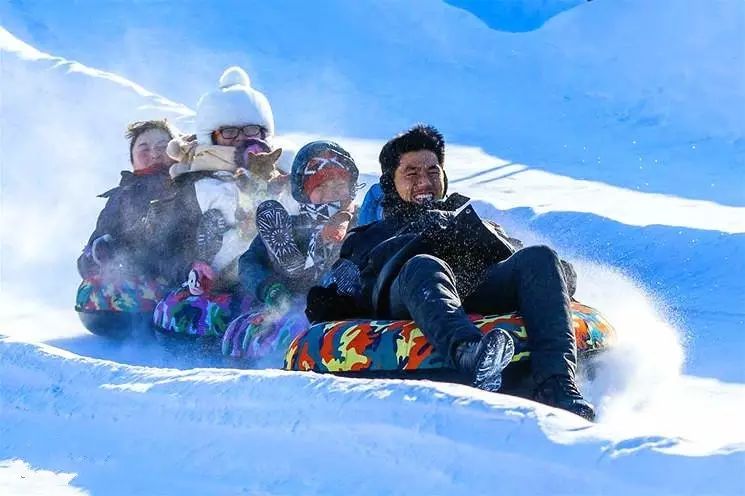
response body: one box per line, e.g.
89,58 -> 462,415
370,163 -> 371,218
91,234 -> 115,265
305,284 -> 360,323
77,234 -> 118,278
414,209 -> 456,238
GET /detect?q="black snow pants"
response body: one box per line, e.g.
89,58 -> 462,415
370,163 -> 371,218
388,245 -> 577,384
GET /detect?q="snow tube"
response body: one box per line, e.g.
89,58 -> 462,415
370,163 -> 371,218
222,308 -> 308,363
152,286 -> 247,338
75,275 -> 167,339
284,301 -> 615,373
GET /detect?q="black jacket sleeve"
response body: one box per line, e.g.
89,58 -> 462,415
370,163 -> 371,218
77,188 -> 125,278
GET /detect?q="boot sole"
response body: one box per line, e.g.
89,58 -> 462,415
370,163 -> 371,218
571,403 -> 596,422
472,328 -> 515,392
256,200 -> 305,273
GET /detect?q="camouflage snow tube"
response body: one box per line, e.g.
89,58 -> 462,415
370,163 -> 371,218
75,275 -> 168,339
284,301 -> 615,373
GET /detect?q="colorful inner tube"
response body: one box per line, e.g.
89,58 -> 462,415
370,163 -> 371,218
284,302 -> 615,373
152,287 -> 247,337
75,275 -> 167,338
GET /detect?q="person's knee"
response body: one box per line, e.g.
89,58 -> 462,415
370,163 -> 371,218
515,244 -> 560,267
399,254 -> 452,283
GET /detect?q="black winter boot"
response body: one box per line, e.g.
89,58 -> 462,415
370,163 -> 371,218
454,329 -> 515,392
533,375 -> 595,421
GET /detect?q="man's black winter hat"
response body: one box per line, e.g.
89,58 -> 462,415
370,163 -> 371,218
379,124 -> 448,203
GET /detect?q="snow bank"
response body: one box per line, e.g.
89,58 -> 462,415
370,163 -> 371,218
2,338 -> 744,496
0,460 -> 87,496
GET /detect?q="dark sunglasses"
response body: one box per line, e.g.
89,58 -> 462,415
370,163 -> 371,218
216,125 -> 266,140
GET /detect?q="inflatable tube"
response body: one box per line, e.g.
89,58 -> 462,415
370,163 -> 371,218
222,308 -> 308,362
152,286 -> 247,338
284,301 -> 615,374
75,275 -> 166,339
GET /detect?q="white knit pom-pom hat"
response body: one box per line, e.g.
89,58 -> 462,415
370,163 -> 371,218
195,66 -> 275,144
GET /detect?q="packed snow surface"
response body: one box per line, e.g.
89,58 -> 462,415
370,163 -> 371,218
1,0 -> 744,494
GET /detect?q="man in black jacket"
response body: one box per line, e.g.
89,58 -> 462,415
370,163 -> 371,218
307,124 -> 594,421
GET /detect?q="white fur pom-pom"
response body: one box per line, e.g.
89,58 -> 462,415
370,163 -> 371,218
219,66 -> 251,89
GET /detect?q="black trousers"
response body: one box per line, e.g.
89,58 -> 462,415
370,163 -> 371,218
388,245 -> 577,383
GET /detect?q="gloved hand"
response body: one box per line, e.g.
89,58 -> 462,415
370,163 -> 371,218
263,281 -> 291,308
78,234 -> 114,277
91,234 -> 115,265
320,210 -> 353,244
166,134 -> 198,163
305,283 -> 360,323
82,235 -> 138,280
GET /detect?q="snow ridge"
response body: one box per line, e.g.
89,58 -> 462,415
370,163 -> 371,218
0,26 -> 192,116
2,338 -> 744,496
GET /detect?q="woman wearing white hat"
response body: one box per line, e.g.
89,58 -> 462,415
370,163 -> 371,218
196,67 -> 273,144
150,67 -> 295,338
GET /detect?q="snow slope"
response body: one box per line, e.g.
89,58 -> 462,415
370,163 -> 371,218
2,0 -> 745,494
2,338 -> 744,496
